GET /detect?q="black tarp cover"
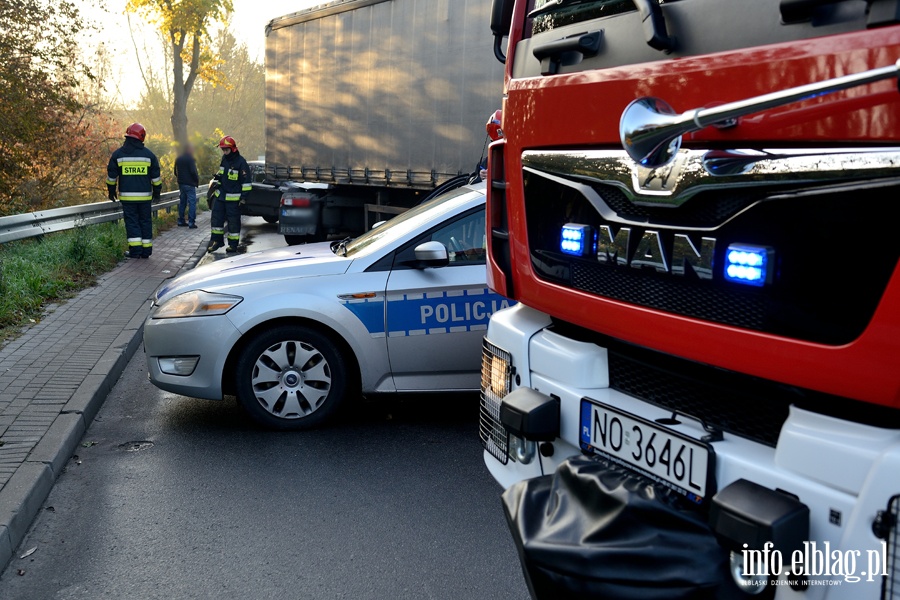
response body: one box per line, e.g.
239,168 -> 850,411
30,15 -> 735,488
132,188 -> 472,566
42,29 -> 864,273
502,456 -> 727,599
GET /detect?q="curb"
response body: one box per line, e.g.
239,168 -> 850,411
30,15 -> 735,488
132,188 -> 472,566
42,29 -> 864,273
181,235 -> 211,277
0,236 -> 210,571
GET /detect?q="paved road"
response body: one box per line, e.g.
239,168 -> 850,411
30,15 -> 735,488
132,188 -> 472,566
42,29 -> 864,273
0,349 -> 528,599
198,216 -> 287,266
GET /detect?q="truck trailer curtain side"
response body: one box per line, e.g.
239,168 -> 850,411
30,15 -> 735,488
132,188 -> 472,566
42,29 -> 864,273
265,0 -> 504,189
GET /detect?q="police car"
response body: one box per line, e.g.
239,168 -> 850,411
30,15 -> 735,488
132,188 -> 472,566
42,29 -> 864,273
144,183 -> 509,429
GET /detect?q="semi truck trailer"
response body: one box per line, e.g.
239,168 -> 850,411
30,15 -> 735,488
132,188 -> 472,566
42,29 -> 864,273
264,0 -> 504,244
480,0 -> 900,598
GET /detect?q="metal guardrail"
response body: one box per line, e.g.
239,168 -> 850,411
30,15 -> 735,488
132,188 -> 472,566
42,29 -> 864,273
0,186 -> 209,245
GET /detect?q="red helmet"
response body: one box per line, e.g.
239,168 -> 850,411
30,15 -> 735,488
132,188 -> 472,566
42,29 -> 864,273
218,136 -> 238,151
486,110 -> 503,141
125,123 -> 146,142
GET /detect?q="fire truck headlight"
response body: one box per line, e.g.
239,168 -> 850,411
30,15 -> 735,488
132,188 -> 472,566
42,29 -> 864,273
489,354 -> 510,396
560,223 -> 591,256
724,244 -> 771,287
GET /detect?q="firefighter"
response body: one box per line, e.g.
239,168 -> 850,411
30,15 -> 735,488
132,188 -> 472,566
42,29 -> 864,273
473,109 -> 504,183
486,109 -> 504,142
208,135 -> 251,253
106,123 -> 162,258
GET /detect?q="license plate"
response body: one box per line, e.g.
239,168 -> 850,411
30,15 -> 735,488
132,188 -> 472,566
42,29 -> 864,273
580,398 -> 713,504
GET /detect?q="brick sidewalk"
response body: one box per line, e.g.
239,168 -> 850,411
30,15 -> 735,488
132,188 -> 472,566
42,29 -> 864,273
0,211 -> 211,491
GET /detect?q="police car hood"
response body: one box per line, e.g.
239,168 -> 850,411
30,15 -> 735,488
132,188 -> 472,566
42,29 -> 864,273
155,242 -> 349,303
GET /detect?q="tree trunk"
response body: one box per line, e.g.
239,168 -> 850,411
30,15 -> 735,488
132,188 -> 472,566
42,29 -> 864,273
169,28 -> 201,148
171,89 -> 188,147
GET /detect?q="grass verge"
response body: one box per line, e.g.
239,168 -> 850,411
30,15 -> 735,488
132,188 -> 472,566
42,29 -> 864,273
0,222 -> 125,341
0,202 -> 206,343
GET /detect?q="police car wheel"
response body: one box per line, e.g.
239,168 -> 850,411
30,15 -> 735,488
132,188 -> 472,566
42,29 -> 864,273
235,326 -> 348,430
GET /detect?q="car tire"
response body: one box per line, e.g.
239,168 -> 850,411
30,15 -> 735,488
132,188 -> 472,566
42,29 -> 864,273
263,215 -> 279,224
284,235 -> 305,246
235,326 -> 349,430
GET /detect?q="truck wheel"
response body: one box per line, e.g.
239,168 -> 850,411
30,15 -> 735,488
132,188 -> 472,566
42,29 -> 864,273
284,235 -> 305,246
235,326 -> 349,430
263,215 -> 279,224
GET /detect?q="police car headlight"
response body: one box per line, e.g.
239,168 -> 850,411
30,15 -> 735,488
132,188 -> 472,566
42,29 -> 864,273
158,356 -> 200,376
153,290 -> 242,319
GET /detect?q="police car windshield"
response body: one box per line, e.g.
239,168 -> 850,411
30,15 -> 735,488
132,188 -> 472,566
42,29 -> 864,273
341,186 -> 478,257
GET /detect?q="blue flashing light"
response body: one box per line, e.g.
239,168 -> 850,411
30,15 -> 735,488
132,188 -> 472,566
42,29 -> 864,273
560,223 -> 591,256
724,244 -> 770,287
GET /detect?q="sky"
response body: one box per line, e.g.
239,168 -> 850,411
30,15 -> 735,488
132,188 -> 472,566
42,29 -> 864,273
80,0 -> 321,105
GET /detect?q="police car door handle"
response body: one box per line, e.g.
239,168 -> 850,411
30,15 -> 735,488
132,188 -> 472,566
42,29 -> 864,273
533,30 -> 603,76
620,59 -> 900,168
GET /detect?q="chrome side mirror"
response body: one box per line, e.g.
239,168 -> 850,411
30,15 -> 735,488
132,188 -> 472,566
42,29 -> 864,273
620,60 -> 900,168
413,241 -> 449,268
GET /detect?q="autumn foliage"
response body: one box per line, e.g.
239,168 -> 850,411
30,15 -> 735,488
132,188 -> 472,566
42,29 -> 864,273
0,0 -> 120,216
0,0 -> 263,218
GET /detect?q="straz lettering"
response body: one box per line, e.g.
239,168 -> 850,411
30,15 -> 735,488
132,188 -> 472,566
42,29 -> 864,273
228,170 -> 239,180
597,225 -> 715,280
122,165 -> 148,175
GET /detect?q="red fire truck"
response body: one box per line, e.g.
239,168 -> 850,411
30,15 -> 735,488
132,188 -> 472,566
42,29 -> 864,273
480,1 -> 900,597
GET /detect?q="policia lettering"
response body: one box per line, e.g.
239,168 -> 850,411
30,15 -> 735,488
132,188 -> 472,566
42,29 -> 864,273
106,123 -> 162,258
208,136 -> 251,253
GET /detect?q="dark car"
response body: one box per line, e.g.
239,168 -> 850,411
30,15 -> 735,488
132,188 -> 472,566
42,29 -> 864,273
207,161 -> 283,223
242,161 -> 282,223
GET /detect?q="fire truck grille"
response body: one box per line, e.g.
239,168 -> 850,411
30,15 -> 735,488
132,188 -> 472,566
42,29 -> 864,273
607,350 -> 789,446
589,183 -> 762,228
885,495 -> 900,600
523,170 -> 900,345
480,340 -> 511,464
572,260 -> 768,331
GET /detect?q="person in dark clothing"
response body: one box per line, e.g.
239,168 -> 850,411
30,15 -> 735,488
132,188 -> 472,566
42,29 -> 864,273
174,144 -> 200,228
106,123 -> 162,258
208,135 -> 251,253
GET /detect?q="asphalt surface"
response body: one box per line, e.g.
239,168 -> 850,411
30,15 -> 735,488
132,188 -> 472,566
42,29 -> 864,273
200,215 -> 288,264
0,221 -> 529,599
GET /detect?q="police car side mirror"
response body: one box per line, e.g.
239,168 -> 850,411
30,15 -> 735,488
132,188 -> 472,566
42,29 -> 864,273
412,241 -> 449,268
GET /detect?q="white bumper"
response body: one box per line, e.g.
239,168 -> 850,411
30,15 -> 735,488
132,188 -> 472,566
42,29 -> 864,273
481,304 -> 900,599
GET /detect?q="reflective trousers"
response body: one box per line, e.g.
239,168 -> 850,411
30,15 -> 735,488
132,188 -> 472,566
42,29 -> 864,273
211,199 -> 241,247
122,201 -> 152,258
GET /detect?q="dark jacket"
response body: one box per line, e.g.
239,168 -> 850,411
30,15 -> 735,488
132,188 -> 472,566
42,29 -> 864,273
174,152 -> 200,187
106,137 -> 162,201
214,151 -> 252,201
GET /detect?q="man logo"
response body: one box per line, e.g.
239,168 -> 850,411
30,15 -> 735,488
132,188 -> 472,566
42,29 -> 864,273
597,224 -> 715,280
631,150 -> 690,196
